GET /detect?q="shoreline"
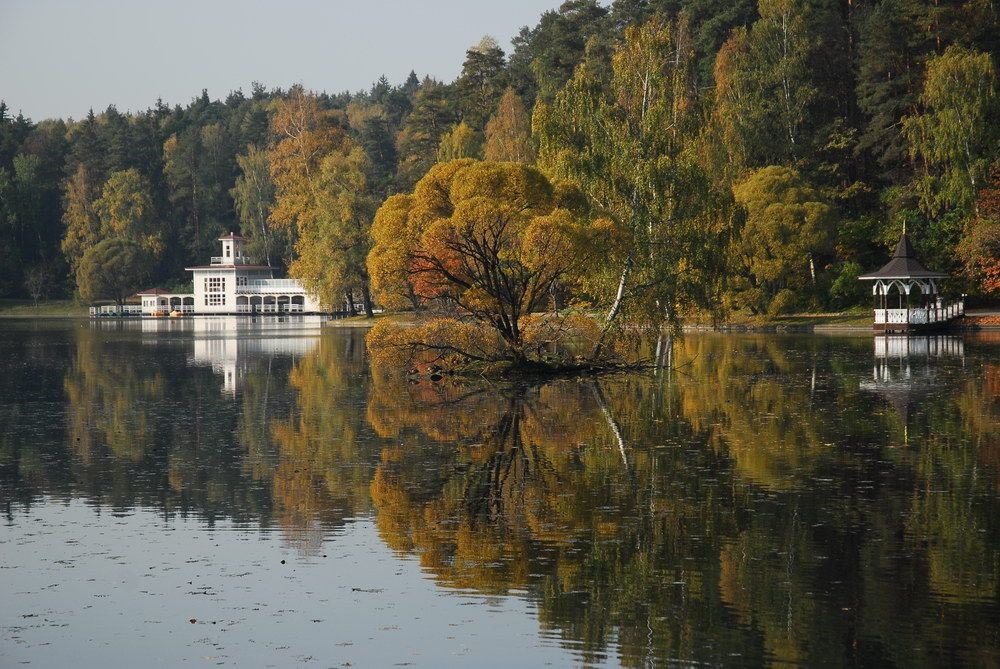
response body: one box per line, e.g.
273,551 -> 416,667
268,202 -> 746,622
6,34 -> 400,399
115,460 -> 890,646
4,305 -> 998,332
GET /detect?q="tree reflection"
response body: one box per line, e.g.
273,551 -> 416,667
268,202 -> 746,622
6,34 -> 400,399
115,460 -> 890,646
3,323 -> 1000,666
364,335 -> 1000,666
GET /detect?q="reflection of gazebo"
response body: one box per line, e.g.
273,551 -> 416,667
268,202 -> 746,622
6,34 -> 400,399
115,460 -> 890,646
859,335 -> 964,445
858,233 -> 964,332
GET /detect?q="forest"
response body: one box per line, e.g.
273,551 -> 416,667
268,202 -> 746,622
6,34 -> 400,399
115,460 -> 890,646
1,0 -> 998,325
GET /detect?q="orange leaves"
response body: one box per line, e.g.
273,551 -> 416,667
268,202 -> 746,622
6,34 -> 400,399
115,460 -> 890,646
366,158 -> 596,363
267,87 -> 347,234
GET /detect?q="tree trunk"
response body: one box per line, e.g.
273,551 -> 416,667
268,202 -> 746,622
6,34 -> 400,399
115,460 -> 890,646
591,253 -> 633,360
361,282 -> 374,318
345,289 -> 357,316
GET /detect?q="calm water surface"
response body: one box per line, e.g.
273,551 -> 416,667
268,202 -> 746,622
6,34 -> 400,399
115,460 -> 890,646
1,318 -> 999,667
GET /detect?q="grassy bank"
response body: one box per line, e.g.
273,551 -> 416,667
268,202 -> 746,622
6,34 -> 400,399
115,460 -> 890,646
682,308 -> 872,331
0,300 -> 89,318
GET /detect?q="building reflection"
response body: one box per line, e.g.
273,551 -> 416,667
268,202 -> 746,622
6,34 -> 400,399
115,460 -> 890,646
860,335 -> 965,444
133,316 -> 325,394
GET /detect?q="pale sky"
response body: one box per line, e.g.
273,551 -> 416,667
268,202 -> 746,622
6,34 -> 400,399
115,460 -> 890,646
0,0 -> 566,121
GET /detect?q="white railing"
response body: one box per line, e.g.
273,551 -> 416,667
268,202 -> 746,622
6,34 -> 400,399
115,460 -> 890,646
235,278 -> 305,294
236,303 -> 304,313
210,255 -> 255,265
873,299 -> 964,326
90,304 -> 143,316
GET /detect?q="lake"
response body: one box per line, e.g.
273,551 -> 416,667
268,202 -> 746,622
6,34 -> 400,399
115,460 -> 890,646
2,318 -> 999,667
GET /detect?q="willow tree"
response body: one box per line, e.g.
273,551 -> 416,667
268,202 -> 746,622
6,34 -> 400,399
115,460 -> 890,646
732,166 -> 834,315
92,168 -> 163,257
76,238 -> 150,310
534,15 -> 712,351
367,159 -> 588,366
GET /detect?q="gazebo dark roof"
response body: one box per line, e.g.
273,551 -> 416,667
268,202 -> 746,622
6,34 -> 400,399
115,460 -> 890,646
858,234 -> 948,280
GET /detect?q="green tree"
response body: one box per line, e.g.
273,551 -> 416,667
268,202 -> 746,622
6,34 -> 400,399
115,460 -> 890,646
507,0 -> 611,104
76,238 -> 150,309
93,168 -> 163,257
904,45 -> 999,217
714,0 -> 828,169
535,15 -> 714,350
731,165 -> 834,314
395,80 -> 457,190
232,145 -> 283,267
454,36 -> 508,130
436,122 -> 480,162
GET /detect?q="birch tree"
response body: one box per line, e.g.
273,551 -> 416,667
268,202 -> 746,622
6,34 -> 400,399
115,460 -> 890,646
534,15 -> 707,354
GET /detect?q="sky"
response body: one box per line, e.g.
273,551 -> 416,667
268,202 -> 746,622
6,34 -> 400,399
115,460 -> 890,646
0,0 -> 566,121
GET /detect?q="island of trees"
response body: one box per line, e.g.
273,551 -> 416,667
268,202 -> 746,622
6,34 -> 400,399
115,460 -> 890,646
1,0 -> 998,369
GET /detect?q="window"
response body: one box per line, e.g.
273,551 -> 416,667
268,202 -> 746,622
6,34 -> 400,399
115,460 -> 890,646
204,293 -> 226,306
204,277 -> 226,293
225,245 -> 231,258
236,276 -> 248,287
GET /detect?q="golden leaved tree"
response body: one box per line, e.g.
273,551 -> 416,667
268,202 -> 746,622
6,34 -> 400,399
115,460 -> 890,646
367,159 -> 591,366
267,87 -> 376,314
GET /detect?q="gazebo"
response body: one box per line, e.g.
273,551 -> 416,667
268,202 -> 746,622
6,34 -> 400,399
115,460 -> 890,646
858,233 -> 964,332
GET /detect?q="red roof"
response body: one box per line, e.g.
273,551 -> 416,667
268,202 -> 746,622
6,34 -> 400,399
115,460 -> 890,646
136,288 -> 171,295
218,231 -> 247,241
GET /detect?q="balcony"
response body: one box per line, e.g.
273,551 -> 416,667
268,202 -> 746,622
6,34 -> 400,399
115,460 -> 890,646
235,278 -> 305,294
211,255 -> 255,266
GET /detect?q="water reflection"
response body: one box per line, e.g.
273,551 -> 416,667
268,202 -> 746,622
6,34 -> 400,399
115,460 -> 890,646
861,335 -> 966,444
2,324 -> 1000,665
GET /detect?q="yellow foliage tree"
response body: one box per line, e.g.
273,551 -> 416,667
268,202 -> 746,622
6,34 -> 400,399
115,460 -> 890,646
367,159 -> 590,365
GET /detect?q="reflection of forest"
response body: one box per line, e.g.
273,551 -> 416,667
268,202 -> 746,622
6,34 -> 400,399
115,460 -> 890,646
2,326 -> 999,665
367,335 -> 1000,666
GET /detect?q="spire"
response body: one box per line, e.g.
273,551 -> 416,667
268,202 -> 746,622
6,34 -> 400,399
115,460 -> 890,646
892,233 -> 918,259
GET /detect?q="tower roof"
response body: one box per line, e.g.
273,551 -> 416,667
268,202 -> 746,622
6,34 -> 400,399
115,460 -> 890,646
218,231 -> 246,241
858,234 -> 949,280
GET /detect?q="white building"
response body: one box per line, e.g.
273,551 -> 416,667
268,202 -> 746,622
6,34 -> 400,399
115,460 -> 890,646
134,233 -> 322,316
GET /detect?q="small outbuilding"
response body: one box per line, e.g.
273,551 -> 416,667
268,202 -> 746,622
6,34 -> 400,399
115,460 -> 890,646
858,233 -> 964,332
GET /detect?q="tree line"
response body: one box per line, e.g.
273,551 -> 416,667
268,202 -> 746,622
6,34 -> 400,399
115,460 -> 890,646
1,0 -> 997,318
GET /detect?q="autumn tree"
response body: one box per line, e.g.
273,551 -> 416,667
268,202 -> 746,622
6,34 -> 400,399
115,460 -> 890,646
535,15 -> 717,350
292,140 -> 377,316
60,164 -> 101,274
268,87 -> 378,313
267,86 -> 346,244
436,122 -> 479,162
483,88 -> 535,163
957,168 -> 1000,295
367,160 -> 589,366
